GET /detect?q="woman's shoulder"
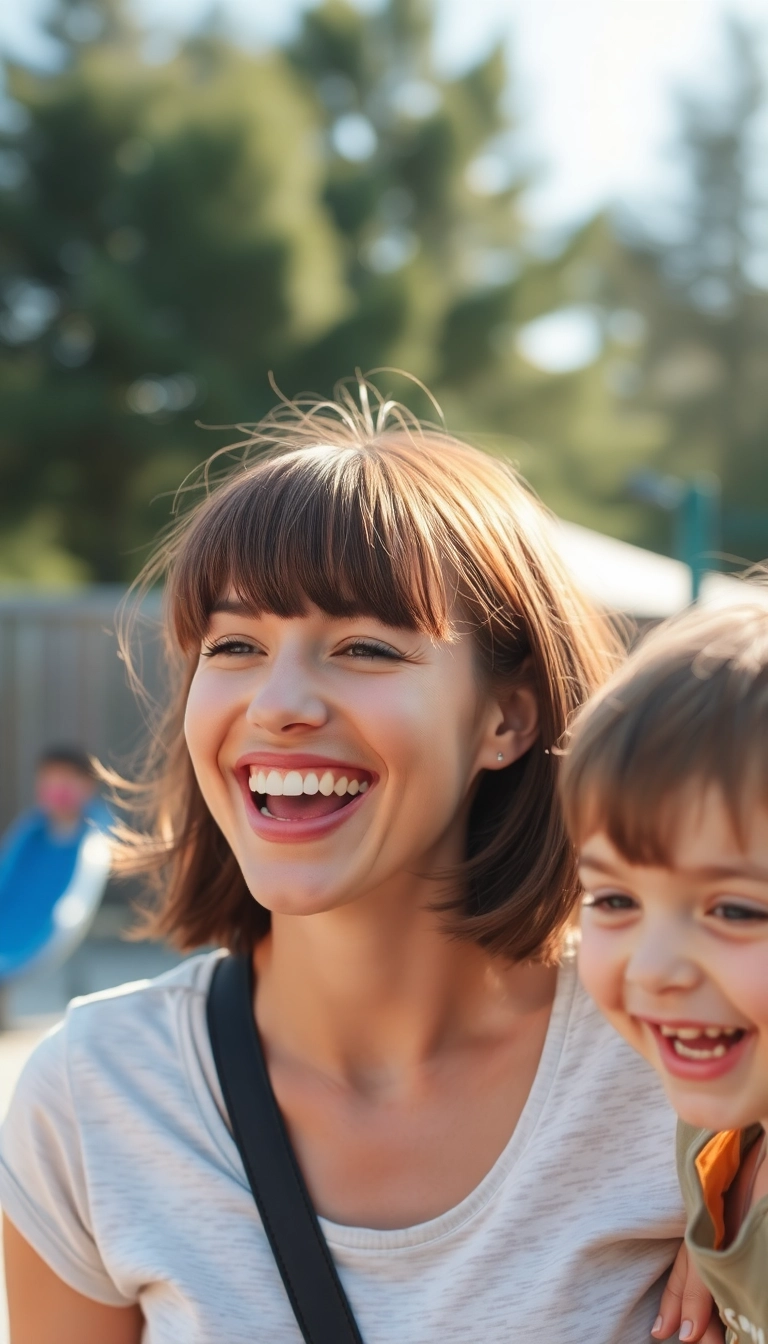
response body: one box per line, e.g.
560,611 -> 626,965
8,950 -> 223,1119
67,946 -> 219,1039
67,947 -> 221,1021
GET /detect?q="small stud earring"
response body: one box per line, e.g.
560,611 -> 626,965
497,752 -> 504,761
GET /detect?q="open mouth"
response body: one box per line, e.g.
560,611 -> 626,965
246,765 -> 371,824
651,1022 -> 747,1062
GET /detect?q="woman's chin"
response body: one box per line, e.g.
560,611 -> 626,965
243,871 -> 358,920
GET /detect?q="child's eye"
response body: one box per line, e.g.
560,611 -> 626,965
709,900 -> 768,923
582,892 -> 637,912
339,640 -> 403,661
201,638 -> 260,658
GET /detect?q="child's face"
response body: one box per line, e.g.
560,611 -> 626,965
35,763 -> 94,824
578,785 -> 768,1133
184,600 -> 537,920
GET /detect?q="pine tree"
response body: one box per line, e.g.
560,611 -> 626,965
618,18 -> 768,563
0,0 -> 674,579
0,0 -> 346,578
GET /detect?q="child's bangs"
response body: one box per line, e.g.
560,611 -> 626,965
569,766 -> 707,868
168,447 -> 454,650
564,644 -> 768,866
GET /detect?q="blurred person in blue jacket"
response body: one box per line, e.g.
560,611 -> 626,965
0,747 -> 112,977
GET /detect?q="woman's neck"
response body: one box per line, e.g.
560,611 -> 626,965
253,879 -> 557,1090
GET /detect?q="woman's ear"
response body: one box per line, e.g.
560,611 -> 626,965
478,679 -> 540,772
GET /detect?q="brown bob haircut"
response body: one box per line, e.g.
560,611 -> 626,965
117,380 -> 620,963
560,601 -> 768,861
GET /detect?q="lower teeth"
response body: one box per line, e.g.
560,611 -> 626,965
672,1040 -> 727,1060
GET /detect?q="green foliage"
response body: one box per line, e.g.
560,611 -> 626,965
2,0 -> 767,582
284,0 -> 663,545
0,1 -> 346,579
606,18 -> 768,563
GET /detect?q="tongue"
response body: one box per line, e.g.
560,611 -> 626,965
676,1032 -> 738,1050
264,792 -> 350,821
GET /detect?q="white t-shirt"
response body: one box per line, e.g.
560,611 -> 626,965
0,951 -> 685,1343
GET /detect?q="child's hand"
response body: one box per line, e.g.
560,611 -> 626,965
652,1242 -> 724,1342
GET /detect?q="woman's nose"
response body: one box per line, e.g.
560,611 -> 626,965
245,656 -> 329,734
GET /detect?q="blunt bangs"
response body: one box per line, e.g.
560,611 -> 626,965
168,444 -> 464,653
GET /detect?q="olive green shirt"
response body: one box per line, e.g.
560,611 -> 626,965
677,1122 -> 767,1344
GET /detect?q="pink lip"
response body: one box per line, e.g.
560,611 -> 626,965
644,1021 -> 753,1083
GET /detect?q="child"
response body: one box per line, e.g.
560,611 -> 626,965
561,603 -> 768,1344
0,746 -> 112,979
0,745 -> 104,921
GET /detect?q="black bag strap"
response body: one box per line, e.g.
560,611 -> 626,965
207,952 -> 365,1344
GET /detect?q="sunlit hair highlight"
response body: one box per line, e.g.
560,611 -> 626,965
560,601 -> 768,863
115,376 -> 621,962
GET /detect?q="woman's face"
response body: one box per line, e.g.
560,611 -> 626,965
185,599 -> 536,918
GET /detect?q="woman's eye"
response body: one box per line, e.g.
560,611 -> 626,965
340,640 -> 402,661
582,892 -> 637,912
709,901 -> 768,923
201,638 -> 260,658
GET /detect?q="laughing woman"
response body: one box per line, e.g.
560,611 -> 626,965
0,385 -> 710,1342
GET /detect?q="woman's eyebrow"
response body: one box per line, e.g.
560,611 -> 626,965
209,597 -> 256,616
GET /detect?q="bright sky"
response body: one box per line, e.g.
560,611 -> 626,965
1,0 -> 767,229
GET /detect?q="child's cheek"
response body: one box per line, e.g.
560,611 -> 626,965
577,922 -> 625,1018
727,951 -> 768,1036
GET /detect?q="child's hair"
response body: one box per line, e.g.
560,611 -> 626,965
38,745 -> 97,780
560,602 -> 768,862
116,379 -> 620,962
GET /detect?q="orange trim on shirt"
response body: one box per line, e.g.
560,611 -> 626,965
695,1130 -> 742,1249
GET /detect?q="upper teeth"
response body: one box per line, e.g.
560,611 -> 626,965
248,768 -> 369,798
658,1025 -> 739,1039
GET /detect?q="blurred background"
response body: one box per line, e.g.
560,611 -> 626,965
1,0 -> 768,1024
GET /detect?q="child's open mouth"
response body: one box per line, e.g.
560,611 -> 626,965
655,1023 -> 745,1060
648,1020 -> 751,1079
247,765 -> 371,823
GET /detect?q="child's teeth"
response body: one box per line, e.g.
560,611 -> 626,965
265,770 -> 284,795
283,771 -> 303,796
672,1040 -> 728,1060
658,1023 -> 742,1049
359,780 -> 369,792
333,776 -> 348,796
319,771 -> 335,796
347,779 -> 359,796
303,772 -> 319,795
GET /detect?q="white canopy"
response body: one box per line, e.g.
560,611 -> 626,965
555,520 -> 768,619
